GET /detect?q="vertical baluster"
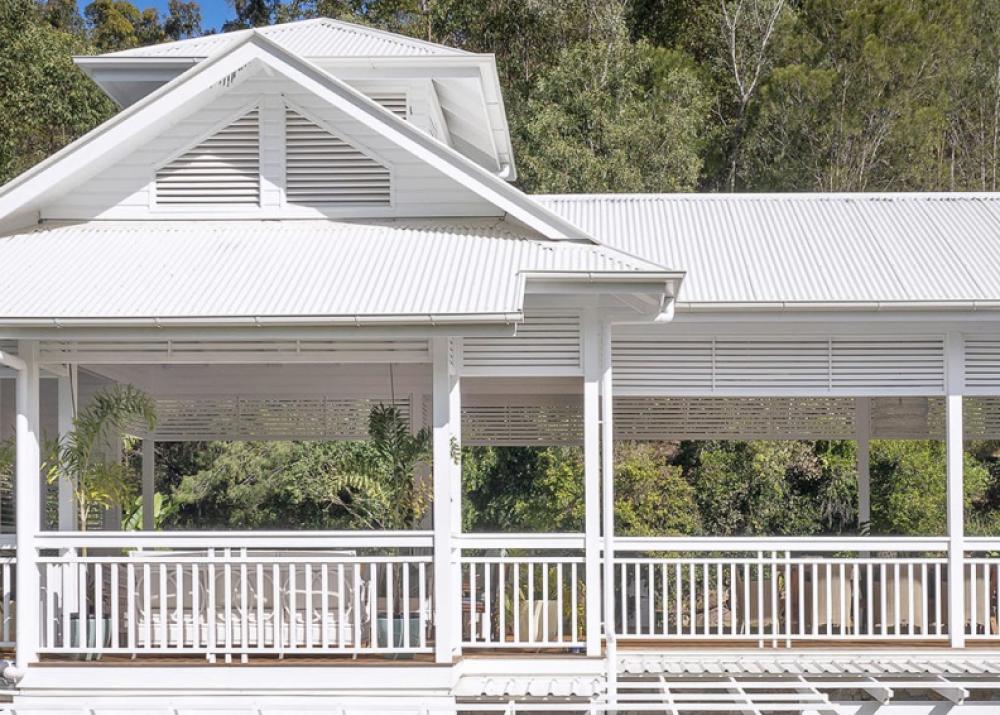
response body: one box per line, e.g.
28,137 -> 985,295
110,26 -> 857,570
320,563 -> 329,649
618,562 -> 626,636
893,562 -> 901,635
811,563 -> 818,637
784,555 -> 791,646
304,563 -> 313,650
675,562 -> 682,637
336,563 -> 345,649
907,563 -> 915,637
648,562 -> 655,638
935,562 -> 942,637
142,563 -> 152,649
970,562 -> 979,637
157,563 -> 169,649
5,561 -> 13,646
743,562 -> 750,637
224,562 -> 233,654
730,562 -> 737,638
386,562 -> 395,650
824,562 -> 831,637
110,564 -> 119,650
555,563 -> 563,645
288,563 -> 298,650
127,563 -> 136,652
94,563 -> 103,651
633,562 -> 641,636
689,562 -> 696,637
570,562 -> 578,645
512,563 -> 520,643
44,563 -> 54,649
419,561 -> 427,649
176,563 -> 184,649
499,561 -> 507,644
995,563 -> 1000,638
867,562 -> 874,636
352,563 -> 361,651
702,561 -> 709,637
469,561 -> 477,642
255,563 -> 263,649
207,561 -> 216,653
757,558 -> 765,642
484,561 -> 491,644
272,564 -> 281,651
853,563 -> 860,637
78,561 -> 88,651
192,563 -> 200,650
402,562 -> 411,649
921,563 -> 928,638
770,554 -> 778,645
663,563 -> 671,637
838,563 -> 846,638
542,562 -> 549,644
983,563 -> 991,637
240,561 -> 249,651
879,563 -> 888,637
798,563 -> 805,637
368,563 -> 377,649
527,562 -> 535,643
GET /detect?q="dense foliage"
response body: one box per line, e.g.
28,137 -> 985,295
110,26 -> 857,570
6,0 -> 1000,535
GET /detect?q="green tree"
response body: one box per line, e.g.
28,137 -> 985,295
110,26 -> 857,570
614,442 -> 700,536
84,0 -> 143,51
0,0 -> 115,184
164,0 -> 202,40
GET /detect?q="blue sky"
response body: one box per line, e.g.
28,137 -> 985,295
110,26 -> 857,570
77,0 -> 236,33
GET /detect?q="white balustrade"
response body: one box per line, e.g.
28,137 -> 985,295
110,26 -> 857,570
36,532 -> 433,658
0,545 -> 14,649
459,534 -> 587,649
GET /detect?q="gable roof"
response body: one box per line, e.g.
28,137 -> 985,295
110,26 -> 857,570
0,220 -> 670,327
0,31 -> 587,241
102,18 -> 468,59
537,192 -> 1000,309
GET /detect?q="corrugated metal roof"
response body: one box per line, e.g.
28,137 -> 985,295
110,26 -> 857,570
104,18 -> 467,58
0,220 -> 662,324
536,193 -> 1000,306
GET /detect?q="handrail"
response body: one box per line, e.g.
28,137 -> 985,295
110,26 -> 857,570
455,532 -> 585,550
35,530 -> 433,549
964,536 -> 1000,549
613,535 -> 950,552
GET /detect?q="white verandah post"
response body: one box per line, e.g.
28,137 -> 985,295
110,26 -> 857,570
431,336 -> 460,663
600,321 -> 616,697
582,311 -> 602,656
57,365 -> 77,532
855,396 -> 871,532
945,332 -> 965,648
142,439 -> 156,531
15,340 -> 41,669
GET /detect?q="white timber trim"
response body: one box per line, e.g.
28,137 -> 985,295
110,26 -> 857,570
56,365 -> 77,531
946,331 -> 965,648
600,320 -> 616,700
15,340 -> 40,669
431,336 -> 456,663
582,310 -> 601,656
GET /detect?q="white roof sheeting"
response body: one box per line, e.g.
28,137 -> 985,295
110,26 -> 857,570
103,18 -> 467,59
0,220 -> 664,325
537,193 -> 1000,306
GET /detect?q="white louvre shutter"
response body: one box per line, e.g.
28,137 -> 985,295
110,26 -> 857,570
367,92 -> 408,119
461,312 -> 583,373
285,106 -> 391,206
613,335 -> 946,395
964,338 -> 1000,391
155,108 -> 260,205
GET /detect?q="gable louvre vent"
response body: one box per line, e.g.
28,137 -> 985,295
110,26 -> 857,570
368,92 -> 408,119
285,107 -> 391,206
155,108 -> 260,205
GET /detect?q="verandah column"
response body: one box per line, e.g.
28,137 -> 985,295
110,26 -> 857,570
431,336 -> 460,662
855,396 -> 871,532
57,365 -> 77,531
15,340 -> 41,669
582,311 -> 602,656
945,332 -> 965,648
600,321 -> 616,697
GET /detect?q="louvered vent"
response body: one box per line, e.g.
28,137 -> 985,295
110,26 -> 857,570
155,108 -> 260,205
285,107 -> 391,206
613,336 -> 945,395
964,338 -> 1000,390
368,92 -> 408,119
461,312 -> 583,373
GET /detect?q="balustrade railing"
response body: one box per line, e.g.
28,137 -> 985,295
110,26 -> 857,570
36,532 -> 433,659
458,533 -> 587,649
0,539 -> 14,650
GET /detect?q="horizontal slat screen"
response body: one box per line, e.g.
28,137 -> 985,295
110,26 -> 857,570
463,395 -> 583,446
155,108 -> 260,205
135,396 -> 411,441
285,106 -> 391,206
965,338 -> 1000,390
613,336 -> 945,394
461,312 -> 583,372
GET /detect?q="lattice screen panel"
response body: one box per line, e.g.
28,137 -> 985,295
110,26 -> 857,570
461,312 -> 582,374
613,336 -> 946,395
137,396 -> 411,441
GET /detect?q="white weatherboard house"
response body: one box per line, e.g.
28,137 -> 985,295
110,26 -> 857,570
4,16 -> 1000,715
